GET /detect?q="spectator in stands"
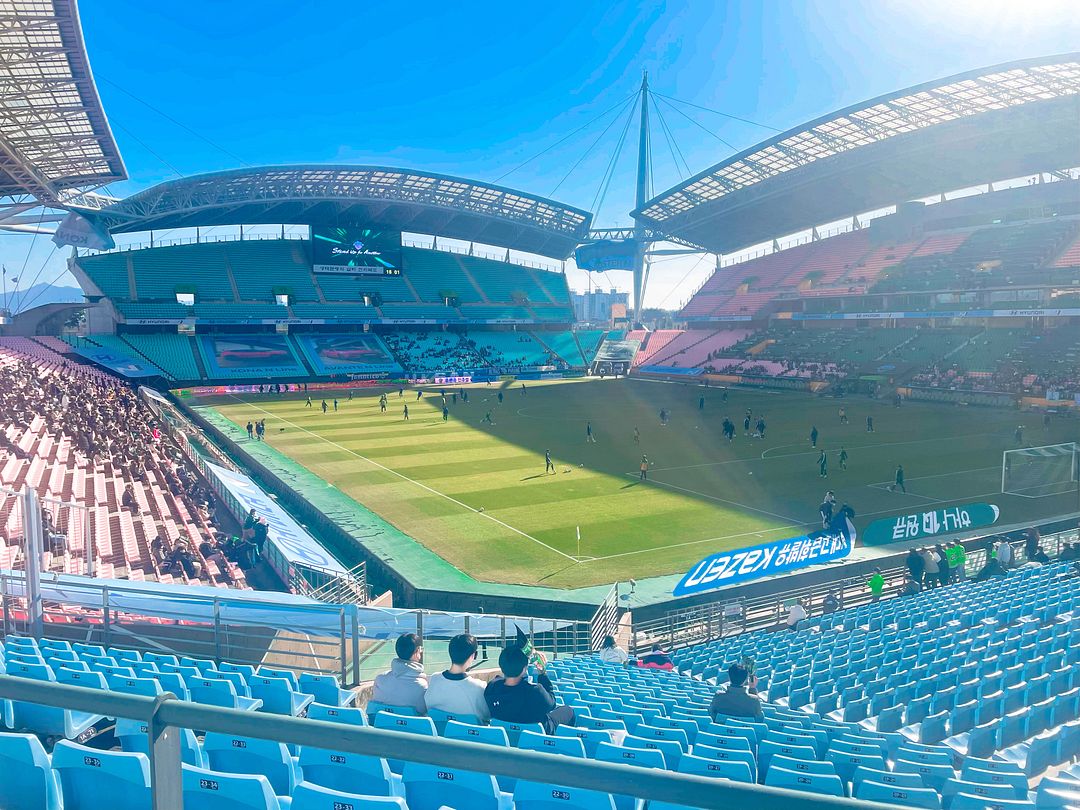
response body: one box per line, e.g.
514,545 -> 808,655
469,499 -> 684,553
947,540 -> 967,581
1062,542 -> 1080,561
920,547 -> 939,589
1029,545 -> 1051,565
425,633 -> 489,722
975,540 -> 1008,582
996,537 -> 1014,569
598,635 -> 629,665
906,547 -> 925,585
199,538 -> 233,584
636,644 -> 673,670
709,663 -> 764,721
822,590 -> 840,614
785,598 -> 808,631
934,544 -> 950,586
868,568 -> 885,602
1025,527 -> 1041,562
121,484 -> 137,512
372,633 -> 428,714
252,517 -> 269,556
484,644 -> 573,732
242,508 -> 258,540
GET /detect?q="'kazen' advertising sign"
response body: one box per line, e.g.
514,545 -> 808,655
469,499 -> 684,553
863,502 -> 999,546
673,519 -> 855,598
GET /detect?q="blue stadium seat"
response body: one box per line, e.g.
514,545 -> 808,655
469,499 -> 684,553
445,720 -> 509,747
374,711 -> 438,773
52,741 -> 152,810
7,662 -> 104,738
249,675 -> 314,716
366,700 -> 419,722
106,674 -> 163,698
298,672 -> 356,706
596,741 -> 665,770
677,751 -> 753,783
513,780 -> 618,810
54,668 -> 107,690
181,764 -> 282,810
764,765 -> 844,797
307,701 -> 367,727
964,766 -> 1029,799
107,648 -> 142,664
622,733 -> 682,769
518,729 -> 587,758
950,795 -> 1035,810
855,779 -> 942,808
0,732 -> 62,810
555,725 -> 610,757
769,754 -> 836,776
426,707 -> 481,733
757,740 -> 817,774
851,767 -> 924,795
115,717 -> 207,767
297,746 -> 404,798
402,761 -> 512,810
190,678 -> 263,711
895,758 -> 957,793
489,718 -> 544,745
942,777 -> 1018,807
825,748 -> 887,788
291,782 -> 407,809
203,732 -> 301,796
689,743 -> 757,780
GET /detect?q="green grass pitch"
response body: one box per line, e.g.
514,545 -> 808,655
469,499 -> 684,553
206,378 -> 1077,589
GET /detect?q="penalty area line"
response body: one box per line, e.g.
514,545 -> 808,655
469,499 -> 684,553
223,395 -> 579,563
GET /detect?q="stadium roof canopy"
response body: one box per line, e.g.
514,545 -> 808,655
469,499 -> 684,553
0,0 -> 126,204
65,165 -> 594,259
635,53 -> 1080,254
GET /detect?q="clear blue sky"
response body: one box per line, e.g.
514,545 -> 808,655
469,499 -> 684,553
4,0 -> 1078,310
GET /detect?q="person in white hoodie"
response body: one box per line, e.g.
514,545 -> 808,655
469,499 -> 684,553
372,633 -> 428,714
424,633 -> 489,722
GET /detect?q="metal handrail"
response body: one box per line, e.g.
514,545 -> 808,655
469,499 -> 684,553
0,676 -> 892,810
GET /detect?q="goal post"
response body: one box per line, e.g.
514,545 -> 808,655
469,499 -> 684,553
1001,442 -> 1079,498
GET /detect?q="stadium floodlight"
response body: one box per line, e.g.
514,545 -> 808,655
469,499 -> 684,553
1001,442 -> 1079,498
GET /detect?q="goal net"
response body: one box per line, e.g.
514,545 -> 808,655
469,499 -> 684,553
1002,442 -> 1079,497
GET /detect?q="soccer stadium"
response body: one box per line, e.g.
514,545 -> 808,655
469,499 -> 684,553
0,1 -> 1079,807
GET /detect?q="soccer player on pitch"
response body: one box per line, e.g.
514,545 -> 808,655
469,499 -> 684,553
545,450 -> 555,474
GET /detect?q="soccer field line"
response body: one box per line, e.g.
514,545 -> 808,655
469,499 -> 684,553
867,464 -> 1000,490
224,396 -> 579,563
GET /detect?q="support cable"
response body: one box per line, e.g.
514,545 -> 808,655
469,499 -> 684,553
655,95 -> 738,152
494,90 -> 639,184
100,77 -> 252,167
549,93 -> 638,198
651,91 -> 782,133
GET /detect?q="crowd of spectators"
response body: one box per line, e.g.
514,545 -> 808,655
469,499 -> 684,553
0,348 -> 247,586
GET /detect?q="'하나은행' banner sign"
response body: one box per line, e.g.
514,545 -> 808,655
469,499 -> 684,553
673,519 -> 855,598
863,502 -> 999,546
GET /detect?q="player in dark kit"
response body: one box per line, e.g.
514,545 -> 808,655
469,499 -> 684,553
756,417 -> 766,439
810,426 -> 819,448
893,464 -> 906,493
866,415 -> 874,432
839,447 -> 849,470
743,414 -> 751,435
403,404 -> 409,421
818,449 -> 828,478
545,450 -> 555,474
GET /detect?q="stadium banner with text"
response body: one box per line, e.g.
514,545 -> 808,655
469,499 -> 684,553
295,333 -> 402,376
311,225 -> 402,275
793,309 -> 1080,321
862,502 -> 1000,547
574,238 -> 638,272
595,338 -> 641,363
203,461 -> 347,576
198,334 -> 306,378
71,347 -> 163,379
673,520 -> 855,597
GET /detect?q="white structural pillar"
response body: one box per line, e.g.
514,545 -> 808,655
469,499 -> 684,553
22,485 -> 44,636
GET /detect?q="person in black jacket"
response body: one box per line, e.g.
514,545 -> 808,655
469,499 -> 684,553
906,547 -> 925,584
484,645 -> 573,732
